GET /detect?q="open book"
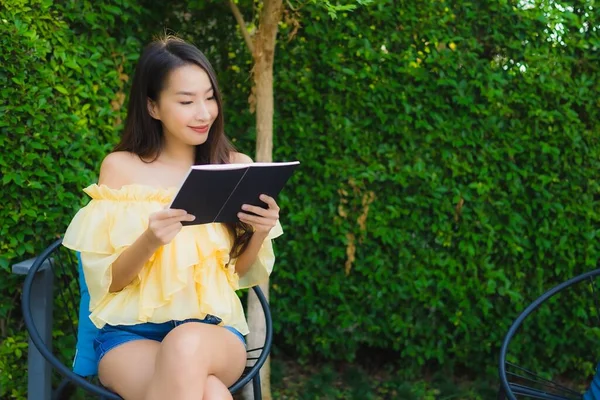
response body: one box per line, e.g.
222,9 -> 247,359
169,161 -> 300,225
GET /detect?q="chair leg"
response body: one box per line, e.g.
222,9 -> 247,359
252,374 -> 262,400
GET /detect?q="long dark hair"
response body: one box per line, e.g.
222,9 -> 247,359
115,35 -> 252,258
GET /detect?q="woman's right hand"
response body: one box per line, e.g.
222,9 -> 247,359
143,209 -> 196,247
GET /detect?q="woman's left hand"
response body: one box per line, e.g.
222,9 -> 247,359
237,194 -> 280,234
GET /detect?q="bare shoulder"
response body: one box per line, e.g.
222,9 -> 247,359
98,151 -> 140,189
229,152 -> 254,164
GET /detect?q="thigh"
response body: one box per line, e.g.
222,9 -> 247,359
158,322 -> 247,387
98,339 -> 161,400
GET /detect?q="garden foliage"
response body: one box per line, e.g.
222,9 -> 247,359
1,0 -> 599,397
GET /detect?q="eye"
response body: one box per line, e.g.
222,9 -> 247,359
207,96 -> 216,101
180,101 -> 193,105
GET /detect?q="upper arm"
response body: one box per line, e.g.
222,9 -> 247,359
98,152 -> 135,189
229,152 -> 253,164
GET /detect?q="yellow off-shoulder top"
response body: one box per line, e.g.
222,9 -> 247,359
62,184 -> 283,335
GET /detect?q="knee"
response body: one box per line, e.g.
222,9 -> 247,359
204,375 -> 232,400
160,323 -> 210,368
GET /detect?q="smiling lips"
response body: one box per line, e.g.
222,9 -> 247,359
189,125 -> 209,134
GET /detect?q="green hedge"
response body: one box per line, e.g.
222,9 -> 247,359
2,0 -> 600,397
0,0 -> 162,397
263,0 -> 600,378
266,0 -> 600,374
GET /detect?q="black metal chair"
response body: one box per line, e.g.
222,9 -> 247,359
21,238 -> 272,399
498,268 -> 600,400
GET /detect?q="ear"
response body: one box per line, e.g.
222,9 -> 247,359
147,98 -> 160,120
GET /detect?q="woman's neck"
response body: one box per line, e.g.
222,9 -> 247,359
159,139 -> 196,167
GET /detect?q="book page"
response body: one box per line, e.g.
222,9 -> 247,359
191,161 -> 299,170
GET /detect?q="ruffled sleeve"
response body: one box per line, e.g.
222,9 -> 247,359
62,184 -> 171,312
237,220 -> 284,289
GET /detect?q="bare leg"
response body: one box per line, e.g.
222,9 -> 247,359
97,339 -> 161,400
204,375 -> 233,400
145,323 -> 246,400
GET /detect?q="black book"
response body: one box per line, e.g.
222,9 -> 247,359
169,161 -> 300,225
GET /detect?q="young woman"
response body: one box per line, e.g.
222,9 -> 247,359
63,36 -> 283,400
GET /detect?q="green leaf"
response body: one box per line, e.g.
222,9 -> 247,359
54,85 -> 68,95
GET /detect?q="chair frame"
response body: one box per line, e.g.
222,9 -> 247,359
498,267 -> 600,400
21,238 -> 273,399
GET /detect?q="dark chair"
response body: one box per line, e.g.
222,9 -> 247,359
498,268 -> 600,400
21,238 -> 272,399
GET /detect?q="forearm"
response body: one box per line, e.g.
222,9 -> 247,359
109,231 -> 159,292
235,231 -> 269,277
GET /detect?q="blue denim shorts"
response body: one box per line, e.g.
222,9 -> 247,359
93,315 -> 246,365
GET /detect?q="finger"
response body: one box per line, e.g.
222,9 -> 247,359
165,214 -> 196,225
241,204 -> 271,217
238,212 -> 271,223
153,213 -> 195,228
259,194 -> 279,210
156,208 -> 189,219
238,212 -> 277,226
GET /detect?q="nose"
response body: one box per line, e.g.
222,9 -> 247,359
195,101 -> 211,121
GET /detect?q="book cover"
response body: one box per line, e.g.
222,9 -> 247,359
169,161 -> 300,225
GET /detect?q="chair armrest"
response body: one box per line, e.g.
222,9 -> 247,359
12,258 -> 52,275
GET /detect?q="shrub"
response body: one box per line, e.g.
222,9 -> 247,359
0,0 -> 161,396
2,1 -> 600,397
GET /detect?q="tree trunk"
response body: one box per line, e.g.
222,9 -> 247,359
242,1 -> 283,400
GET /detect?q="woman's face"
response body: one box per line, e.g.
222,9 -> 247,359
149,63 -> 219,147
